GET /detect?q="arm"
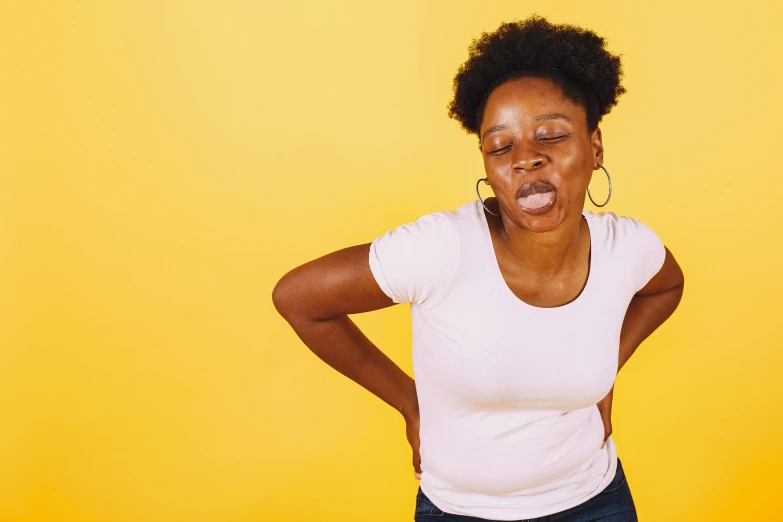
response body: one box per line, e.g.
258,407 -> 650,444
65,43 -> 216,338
271,244 -> 422,472
597,246 -> 685,445
618,245 -> 685,372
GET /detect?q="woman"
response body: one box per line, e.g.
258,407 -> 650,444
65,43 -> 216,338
272,15 -> 684,522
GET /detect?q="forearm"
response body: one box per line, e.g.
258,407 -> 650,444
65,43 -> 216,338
279,310 -> 419,420
617,284 -> 684,372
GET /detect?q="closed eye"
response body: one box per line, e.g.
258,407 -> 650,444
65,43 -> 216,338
490,135 -> 568,153
491,146 -> 511,154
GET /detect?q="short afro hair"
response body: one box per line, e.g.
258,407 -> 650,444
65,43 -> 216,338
447,15 -> 626,137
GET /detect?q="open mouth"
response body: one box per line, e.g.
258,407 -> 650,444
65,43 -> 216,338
517,181 -> 557,215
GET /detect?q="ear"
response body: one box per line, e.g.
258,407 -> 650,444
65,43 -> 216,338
591,127 -> 604,169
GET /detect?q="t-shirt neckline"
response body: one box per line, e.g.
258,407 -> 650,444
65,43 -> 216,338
474,198 -> 595,311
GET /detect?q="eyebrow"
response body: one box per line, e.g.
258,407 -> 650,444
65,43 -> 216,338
481,113 -> 573,142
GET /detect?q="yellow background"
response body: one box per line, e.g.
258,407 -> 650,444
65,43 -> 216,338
2,1 -> 781,521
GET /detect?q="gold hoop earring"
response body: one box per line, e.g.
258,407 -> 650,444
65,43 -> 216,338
587,165 -> 612,207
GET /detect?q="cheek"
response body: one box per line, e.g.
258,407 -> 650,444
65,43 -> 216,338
557,147 -> 593,185
552,167 -> 589,205
482,160 -> 515,185
557,145 -> 584,171
483,154 -> 510,172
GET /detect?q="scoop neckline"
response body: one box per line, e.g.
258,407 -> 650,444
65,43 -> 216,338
475,198 -> 595,311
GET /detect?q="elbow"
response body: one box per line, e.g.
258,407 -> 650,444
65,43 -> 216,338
674,269 -> 685,298
670,277 -> 685,312
272,273 -> 297,319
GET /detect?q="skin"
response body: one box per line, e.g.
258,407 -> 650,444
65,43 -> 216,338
272,75 -> 685,481
478,76 -> 600,308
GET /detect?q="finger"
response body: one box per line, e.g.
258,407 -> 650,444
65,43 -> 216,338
414,472 -> 421,480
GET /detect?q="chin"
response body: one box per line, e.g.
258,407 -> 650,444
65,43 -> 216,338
515,202 -> 566,231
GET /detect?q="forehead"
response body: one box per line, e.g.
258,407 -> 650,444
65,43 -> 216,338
481,76 -> 585,126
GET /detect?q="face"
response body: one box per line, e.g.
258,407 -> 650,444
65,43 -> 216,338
478,76 -> 604,232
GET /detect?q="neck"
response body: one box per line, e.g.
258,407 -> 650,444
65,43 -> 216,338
488,198 -> 586,278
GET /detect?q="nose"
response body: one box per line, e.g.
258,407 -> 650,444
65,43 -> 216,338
511,141 -> 547,171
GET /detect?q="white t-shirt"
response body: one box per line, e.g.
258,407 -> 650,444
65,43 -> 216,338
368,198 -> 666,520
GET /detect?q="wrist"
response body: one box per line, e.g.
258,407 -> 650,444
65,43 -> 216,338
398,378 -> 419,421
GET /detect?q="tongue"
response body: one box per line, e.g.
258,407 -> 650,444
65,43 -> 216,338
518,191 -> 555,209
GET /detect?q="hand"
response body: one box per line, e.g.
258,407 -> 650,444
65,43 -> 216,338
404,407 -> 422,479
596,385 -> 614,449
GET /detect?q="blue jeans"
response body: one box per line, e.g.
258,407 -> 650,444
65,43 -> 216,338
414,457 -> 638,522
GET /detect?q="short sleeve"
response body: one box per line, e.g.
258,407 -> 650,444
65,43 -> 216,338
619,215 -> 667,293
368,211 -> 460,307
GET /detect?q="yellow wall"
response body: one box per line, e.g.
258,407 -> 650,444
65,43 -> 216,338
2,1 -> 781,521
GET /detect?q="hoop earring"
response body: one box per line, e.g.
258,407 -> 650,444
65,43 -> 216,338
587,165 -> 612,207
476,177 -> 499,217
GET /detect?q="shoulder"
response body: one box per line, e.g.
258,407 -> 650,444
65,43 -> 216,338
584,210 -> 666,292
372,200 -> 475,248
411,199 -> 478,227
583,210 -> 661,248
368,201 -> 474,306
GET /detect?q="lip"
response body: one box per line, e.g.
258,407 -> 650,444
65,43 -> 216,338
517,180 -> 556,199
517,180 -> 557,215
518,190 -> 557,215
